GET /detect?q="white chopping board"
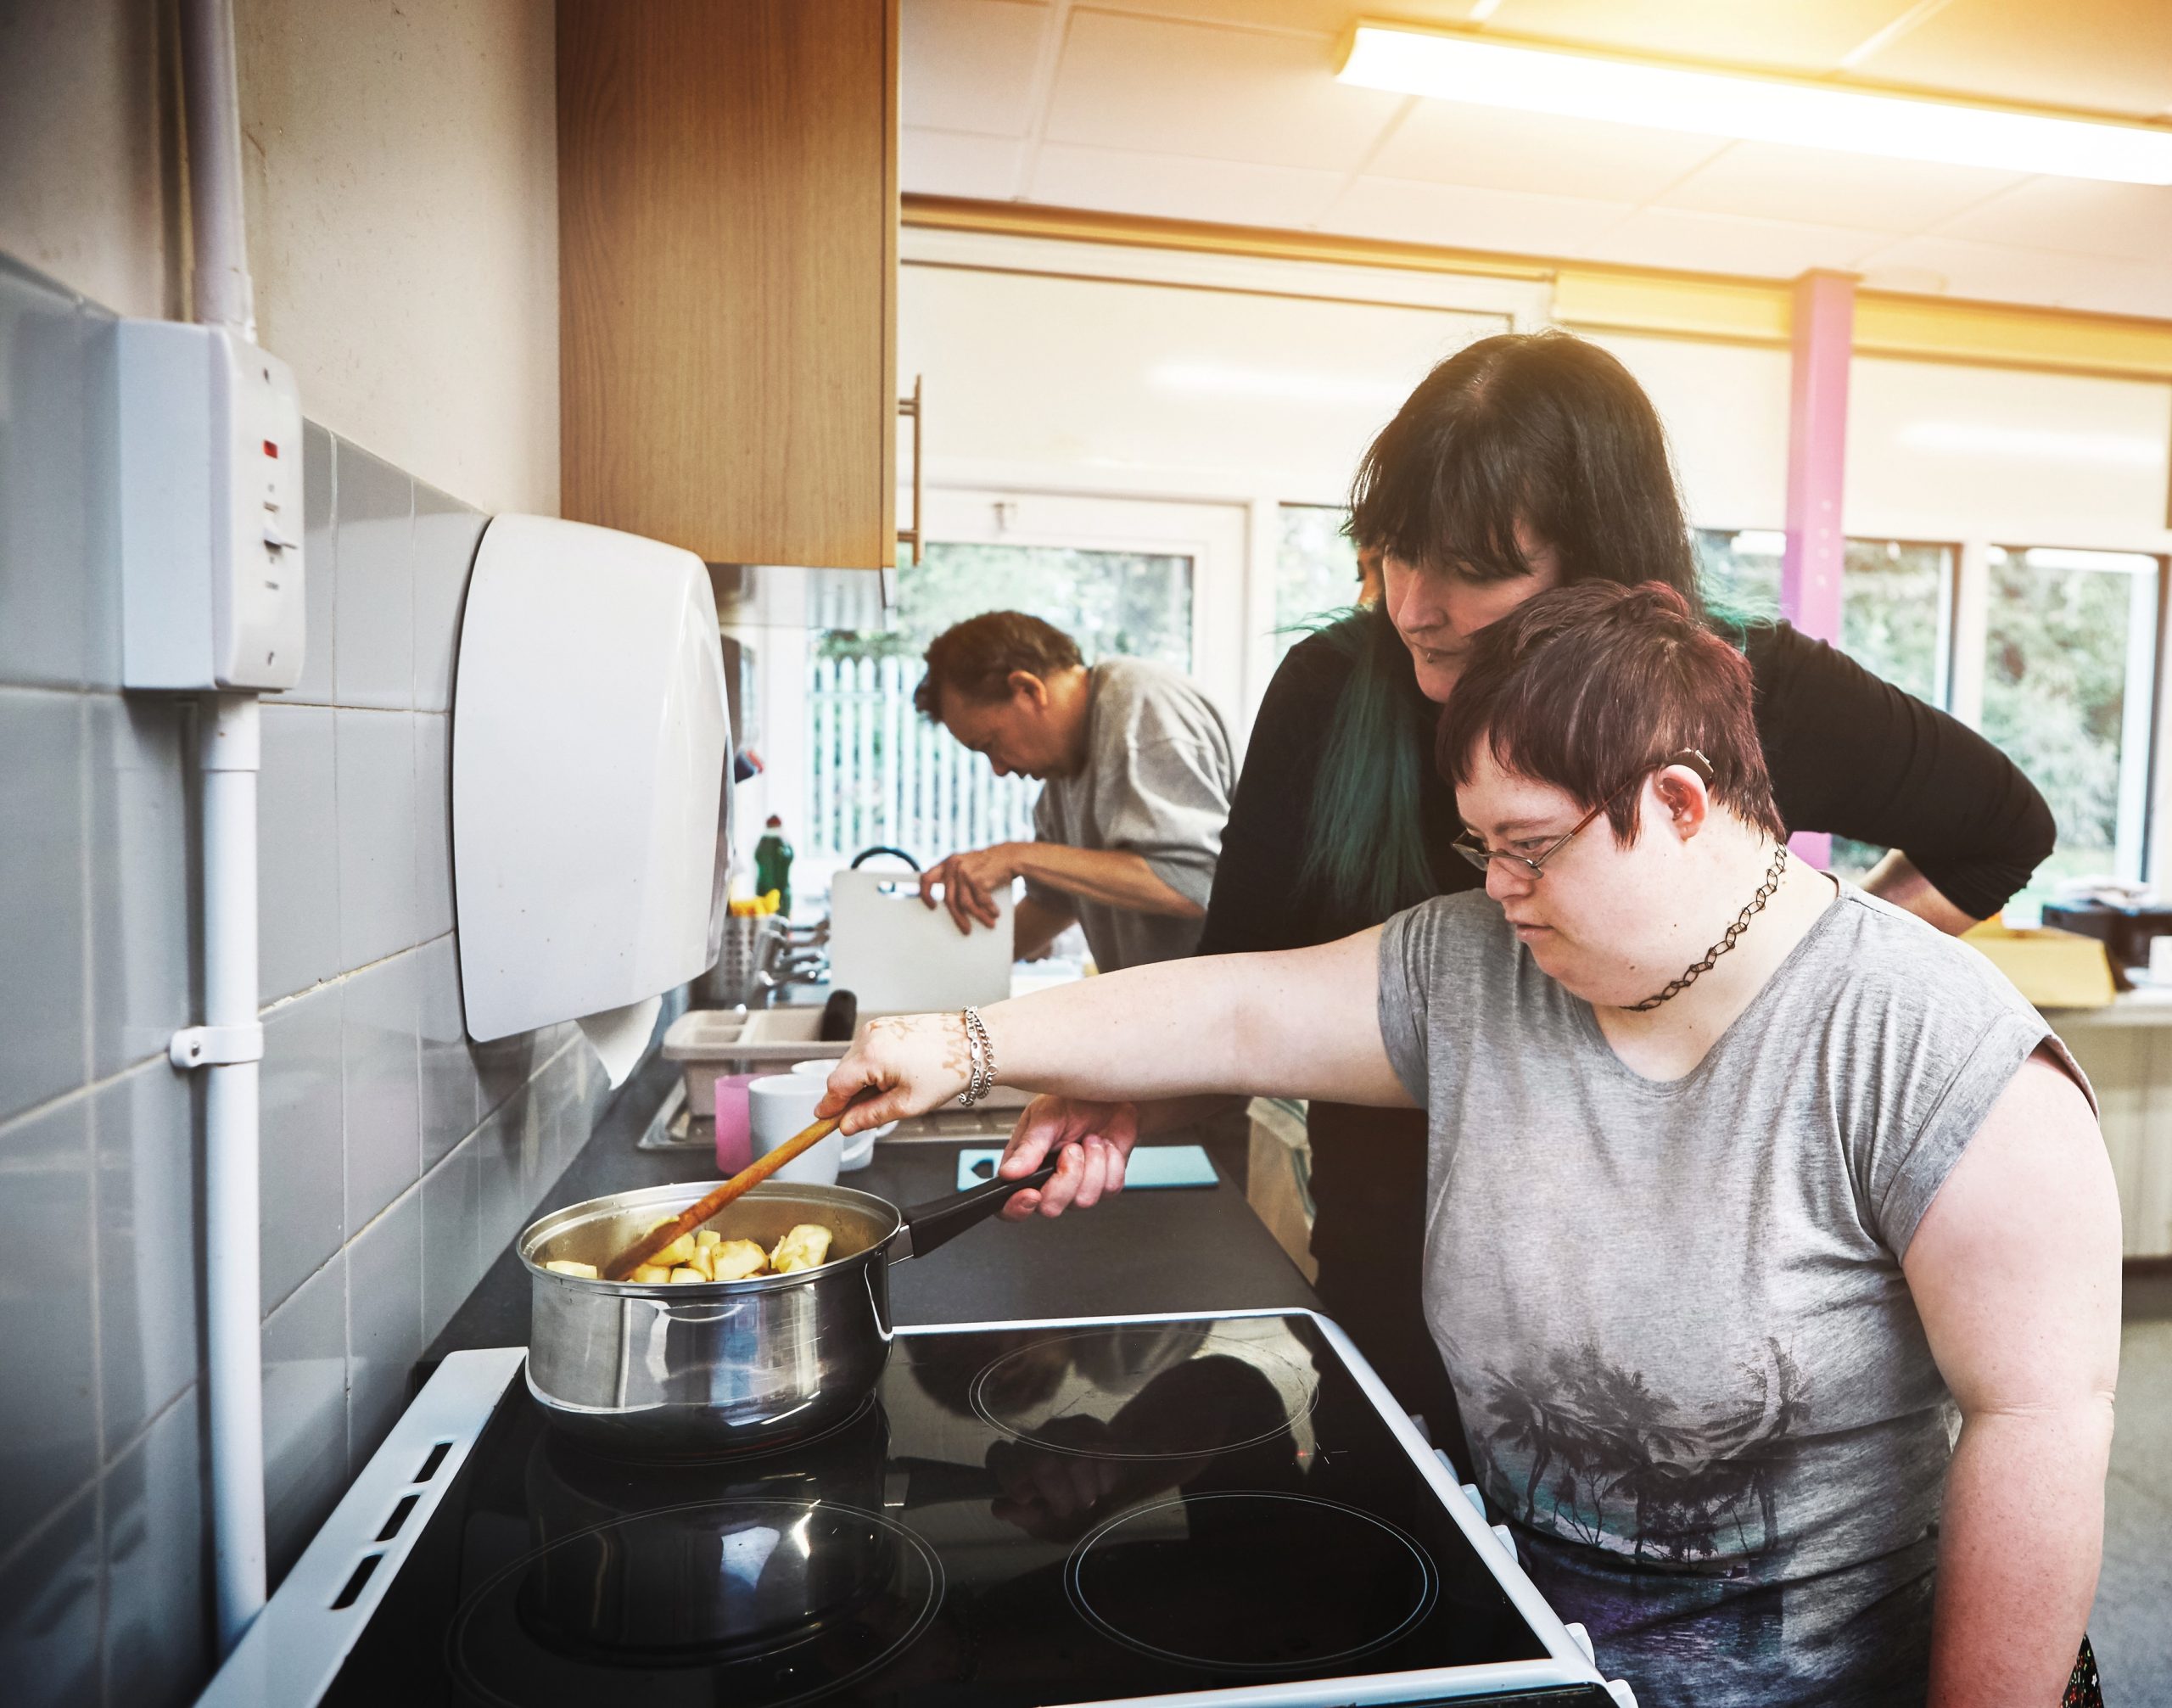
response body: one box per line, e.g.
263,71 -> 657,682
826,868 -> 1014,1014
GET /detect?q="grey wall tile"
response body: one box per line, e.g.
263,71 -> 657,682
412,483 -> 485,714
346,1184 -> 423,1476
420,1134 -> 480,1347
415,712 -> 454,940
343,949 -> 420,1232
418,934 -> 478,1169
335,709 -> 418,968
541,1044 -> 588,1185
474,1086 -> 544,1262
473,1027 -> 540,1119
0,689 -> 87,1123
258,703 -> 341,1002
103,1388 -> 208,1708
0,1096 -> 97,1548
95,1061 -> 201,1453
261,1251 -> 349,1590
281,421 -> 337,705
260,983 -> 344,1314
331,440 -> 414,709
0,260 -> 100,691
0,1484 -> 100,1708
87,693 -> 193,1078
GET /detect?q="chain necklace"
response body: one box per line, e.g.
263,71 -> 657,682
1626,846 -> 1790,1012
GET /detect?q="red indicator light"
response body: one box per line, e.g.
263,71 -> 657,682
263,440 -> 279,458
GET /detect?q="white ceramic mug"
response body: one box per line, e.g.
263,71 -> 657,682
747,1074 -> 842,1184
790,1058 -> 887,1170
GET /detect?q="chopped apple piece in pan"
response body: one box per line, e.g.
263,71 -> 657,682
709,1239 -> 770,1280
769,1224 -> 834,1274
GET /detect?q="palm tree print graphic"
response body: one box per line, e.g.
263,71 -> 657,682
1469,1338 -> 1809,1569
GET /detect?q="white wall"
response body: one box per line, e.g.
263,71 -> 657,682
235,0 -> 559,515
0,0 -> 560,516
900,238 -> 2172,563
900,235 -> 1524,505
1586,333 -> 1793,532
0,0 -> 179,321
1845,357 -> 2172,552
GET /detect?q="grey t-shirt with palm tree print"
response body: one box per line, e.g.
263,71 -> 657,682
1374,883 -> 2087,1708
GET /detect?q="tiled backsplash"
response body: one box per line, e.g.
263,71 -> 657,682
0,255 -> 624,1705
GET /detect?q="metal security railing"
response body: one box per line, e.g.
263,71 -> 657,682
804,654 -> 1038,867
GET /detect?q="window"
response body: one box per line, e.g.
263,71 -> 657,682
1693,530 -> 1951,703
804,542 -> 1195,876
1274,505 -> 1364,661
1693,531 -> 1957,876
1980,546 -> 2162,890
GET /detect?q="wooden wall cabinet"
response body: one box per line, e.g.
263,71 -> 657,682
559,0 -> 900,570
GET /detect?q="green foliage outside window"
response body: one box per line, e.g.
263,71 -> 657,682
1275,506 -> 1363,656
816,542 -> 1193,668
1981,551 -> 2149,888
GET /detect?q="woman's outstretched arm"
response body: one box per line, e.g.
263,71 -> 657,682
816,927 -> 1408,1153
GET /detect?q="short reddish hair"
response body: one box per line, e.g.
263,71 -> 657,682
1438,580 -> 1786,843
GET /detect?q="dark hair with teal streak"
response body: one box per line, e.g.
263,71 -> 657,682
1302,329 -> 1731,924
1296,605 -> 1441,923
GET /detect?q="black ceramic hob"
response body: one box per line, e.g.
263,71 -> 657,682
199,1312 -> 1628,1708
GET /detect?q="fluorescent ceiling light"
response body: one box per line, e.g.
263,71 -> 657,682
1338,23 -> 2172,186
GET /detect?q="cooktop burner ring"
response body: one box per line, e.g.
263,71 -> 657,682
968,1324 -> 1319,1460
445,1496 -> 943,1707
1064,1491 -> 1438,1674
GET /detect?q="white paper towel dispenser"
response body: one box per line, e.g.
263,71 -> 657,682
451,514 -> 730,1072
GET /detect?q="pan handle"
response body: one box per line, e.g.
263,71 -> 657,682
888,1159 -> 1060,1263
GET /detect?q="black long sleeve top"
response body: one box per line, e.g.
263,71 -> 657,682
1198,619 -> 2055,957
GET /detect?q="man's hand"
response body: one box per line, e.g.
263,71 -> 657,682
920,844 -> 1020,934
996,1095 -> 1140,1220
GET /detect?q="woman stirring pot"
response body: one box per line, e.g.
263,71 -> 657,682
1081,332 -> 2057,1460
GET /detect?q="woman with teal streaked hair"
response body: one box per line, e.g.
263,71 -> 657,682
1029,330 -> 2057,1468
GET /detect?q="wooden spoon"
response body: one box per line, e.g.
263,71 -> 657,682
602,1100 -> 865,1280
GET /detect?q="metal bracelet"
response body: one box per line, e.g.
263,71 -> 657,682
956,1009 -> 988,1107
960,1005 -> 996,1106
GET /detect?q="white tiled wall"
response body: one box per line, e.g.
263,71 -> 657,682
0,253 -> 620,1707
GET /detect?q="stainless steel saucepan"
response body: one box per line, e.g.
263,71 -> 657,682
518,1162 -> 1055,1458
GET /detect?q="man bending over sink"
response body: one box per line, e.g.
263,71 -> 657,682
914,611 -> 1234,972
822,580 -> 2119,1708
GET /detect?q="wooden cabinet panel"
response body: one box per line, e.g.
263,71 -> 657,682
560,0 -> 898,569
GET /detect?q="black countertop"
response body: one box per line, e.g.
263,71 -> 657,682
428,1056 -> 1319,1360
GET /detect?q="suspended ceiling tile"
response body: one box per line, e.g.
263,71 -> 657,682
1043,9 -> 1409,171
1369,99 -> 1728,204
1030,143 -> 1349,227
1324,175 -> 1636,258
1593,206 -> 1888,278
1654,142 -> 2025,236
1477,0 -> 1917,75
1933,178 -> 2172,264
902,127 -> 1027,199
902,0 -> 1051,137
1854,233 -> 2149,311
1846,0 -> 2172,120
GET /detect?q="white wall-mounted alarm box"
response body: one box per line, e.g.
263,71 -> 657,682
116,319 -> 306,692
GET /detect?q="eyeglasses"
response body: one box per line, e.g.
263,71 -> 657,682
1451,750 -> 1715,881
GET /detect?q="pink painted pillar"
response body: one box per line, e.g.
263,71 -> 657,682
1781,269 -> 1856,870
